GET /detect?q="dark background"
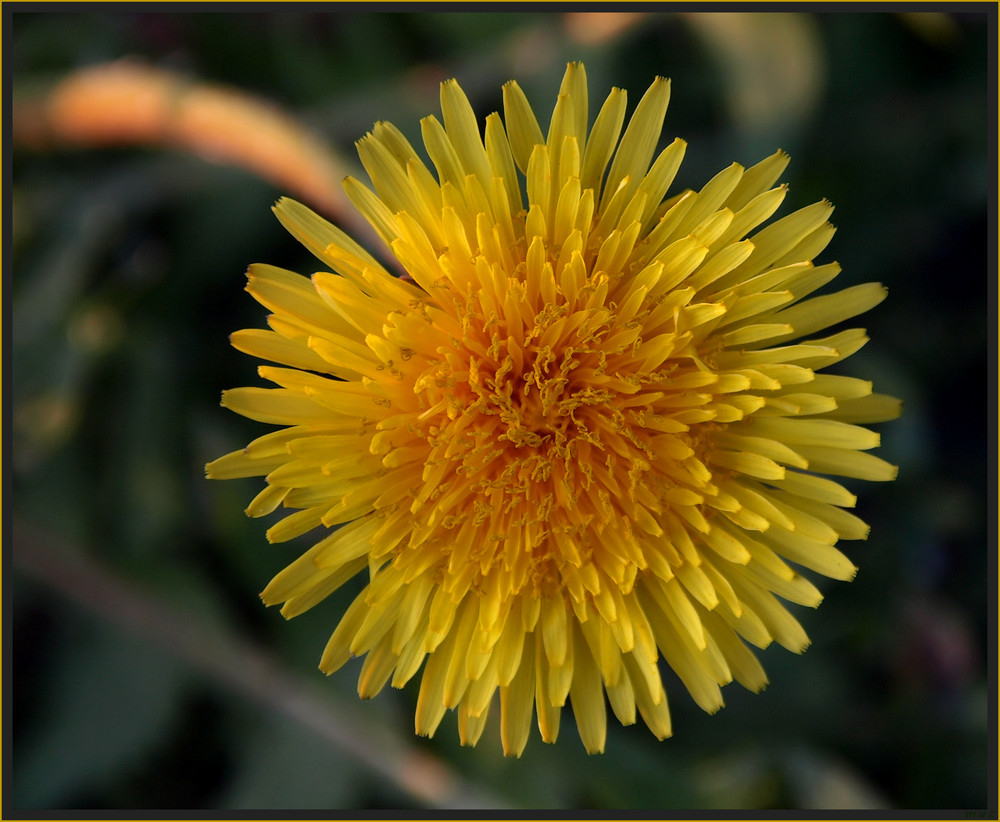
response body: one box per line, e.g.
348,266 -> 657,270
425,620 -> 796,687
8,9 -> 994,811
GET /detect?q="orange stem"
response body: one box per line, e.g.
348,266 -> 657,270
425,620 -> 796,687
14,59 -> 380,250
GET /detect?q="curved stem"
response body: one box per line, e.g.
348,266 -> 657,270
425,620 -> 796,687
12,519 -> 510,810
13,59 -> 395,267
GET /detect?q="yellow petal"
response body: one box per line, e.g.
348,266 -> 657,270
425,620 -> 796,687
499,632 -> 535,757
501,80 -> 545,175
792,445 -> 899,481
440,78 -> 492,192
580,86 -> 627,196
825,393 -> 903,423
604,76 -> 671,207
568,624 -> 607,754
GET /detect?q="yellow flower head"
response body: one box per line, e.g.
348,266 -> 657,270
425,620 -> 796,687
207,63 -> 900,755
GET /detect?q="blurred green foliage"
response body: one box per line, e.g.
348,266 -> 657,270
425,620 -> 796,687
10,10 -> 992,812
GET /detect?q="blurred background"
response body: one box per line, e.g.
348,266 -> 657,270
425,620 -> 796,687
9,10 -> 993,812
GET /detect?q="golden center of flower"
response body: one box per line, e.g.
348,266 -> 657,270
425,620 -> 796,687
386,282 -> 707,600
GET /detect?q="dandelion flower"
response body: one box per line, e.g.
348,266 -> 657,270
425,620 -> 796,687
207,63 -> 900,755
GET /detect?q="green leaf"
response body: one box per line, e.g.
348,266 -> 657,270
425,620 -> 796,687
215,714 -> 367,810
13,619 -> 185,809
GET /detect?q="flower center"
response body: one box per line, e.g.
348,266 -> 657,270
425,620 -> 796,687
391,289 -> 694,597
517,379 -> 562,437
